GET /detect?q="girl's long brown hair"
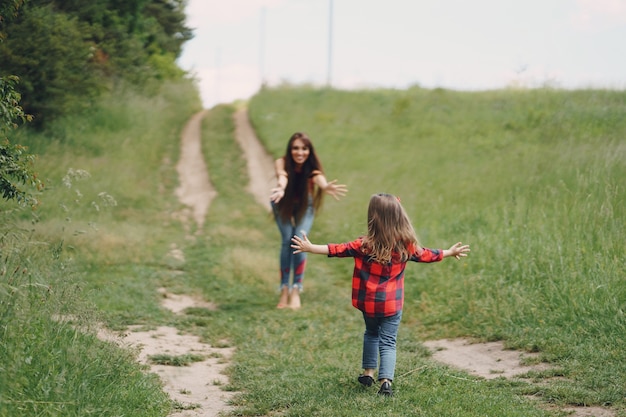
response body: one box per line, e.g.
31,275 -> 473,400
276,132 -> 324,222
361,193 -> 422,264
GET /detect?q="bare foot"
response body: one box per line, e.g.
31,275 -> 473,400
277,287 -> 289,309
288,288 -> 301,309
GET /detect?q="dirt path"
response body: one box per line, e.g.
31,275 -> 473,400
233,107 -> 275,212
175,109 -> 217,231
100,111 -> 233,417
110,108 -> 612,417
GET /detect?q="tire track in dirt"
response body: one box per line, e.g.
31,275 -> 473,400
101,110 -> 233,417
175,109 -> 217,231
233,107 -> 275,211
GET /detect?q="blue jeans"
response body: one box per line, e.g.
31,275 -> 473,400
362,311 -> 403,381
271,200 -> 314,290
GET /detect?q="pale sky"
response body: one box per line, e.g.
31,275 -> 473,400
177,0 -> 626,109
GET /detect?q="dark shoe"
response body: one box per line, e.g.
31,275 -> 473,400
358,374 -> 374,387
378,381 -> 393,396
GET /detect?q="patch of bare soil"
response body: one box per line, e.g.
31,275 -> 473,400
423,339 -> 615,417
100,323 -> 234,417
422,339 -> 550,380
157,287 -> 217,314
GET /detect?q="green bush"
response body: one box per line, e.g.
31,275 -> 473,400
0,5 -> 102,126
0,75 -> 41,207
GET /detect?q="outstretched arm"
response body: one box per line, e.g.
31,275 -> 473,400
291,232 -> 329,255
443,242 -> 471,260
270,158 -> 288,203
313,174 -> 348,201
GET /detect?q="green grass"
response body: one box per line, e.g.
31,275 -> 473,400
148,353 -> 206,366
0,79 -> 202,417
1,83 -> 624,416
171,102 -> 552,416
244,86 -> 626,414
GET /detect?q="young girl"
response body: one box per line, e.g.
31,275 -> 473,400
291,193 -> 470,396
270,132 -> 348,309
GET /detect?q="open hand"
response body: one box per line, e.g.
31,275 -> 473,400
324,180 -> 348,200
448,242 -> 470,260
270,187 -> 285,203
291,232 -> 311,254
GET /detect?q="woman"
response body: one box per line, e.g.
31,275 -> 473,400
270,132 -> 348,309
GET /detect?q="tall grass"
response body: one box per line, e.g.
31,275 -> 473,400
248,86 -> 626,409
171,102 -> 551,416
0,79 -> 202,416
2,82 -> 624,416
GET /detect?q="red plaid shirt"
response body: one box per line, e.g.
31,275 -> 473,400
327,238 -> 443,317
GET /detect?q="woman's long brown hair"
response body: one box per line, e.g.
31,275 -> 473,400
361,193 -> 422,264
276,132 -> 324,222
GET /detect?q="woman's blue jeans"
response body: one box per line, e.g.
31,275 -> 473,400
271,200 -> 314,290
362,311 -> 403,381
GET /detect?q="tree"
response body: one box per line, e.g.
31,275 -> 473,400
0,0 -> 26,27
0,0 -> 194,126
0,76 -> 42,207
0,4 -> 103,126
143,0 -> 193,57
1,0 -> 42,207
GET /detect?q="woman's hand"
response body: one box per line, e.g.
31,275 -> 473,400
324,180 -> 348,200
270,187 -> 285,203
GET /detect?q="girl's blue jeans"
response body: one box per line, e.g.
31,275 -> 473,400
271,200 -> 314,291
361,311 -> 403,382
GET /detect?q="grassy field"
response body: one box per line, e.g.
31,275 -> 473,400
1,83 -> 624,417
244,86 -> 626,415
0,80 -> 202,417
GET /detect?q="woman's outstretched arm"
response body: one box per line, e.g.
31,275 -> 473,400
312,174 -> 348,201
270,158 -> 288,203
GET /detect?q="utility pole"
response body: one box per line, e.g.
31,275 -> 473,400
215,48 -> 221,105
327,0 -> 333,87
259,7 -> 266,87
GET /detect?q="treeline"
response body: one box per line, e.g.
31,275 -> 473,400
1,0 -> 193,205
0,0 -> 192,127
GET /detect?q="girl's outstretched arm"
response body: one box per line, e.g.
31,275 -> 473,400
291,232 -> 329,255
443,242 -> 471,260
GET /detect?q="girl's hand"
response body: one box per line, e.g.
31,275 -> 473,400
291,232 -> 330,255
447,242 -> 471,260
291,232 -> 311,254
270,187 -> 285,203
324,180 -> 348,200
